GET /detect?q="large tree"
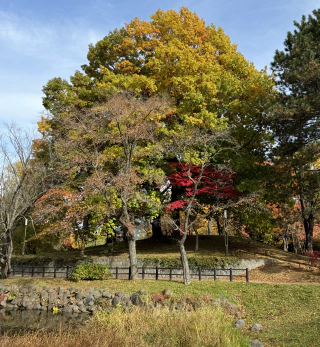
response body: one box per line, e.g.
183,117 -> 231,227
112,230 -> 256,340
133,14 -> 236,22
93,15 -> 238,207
40,7 -> 274,237
0,124 -> 52,278
270,9 -> 320,251
41,93 -> 170,279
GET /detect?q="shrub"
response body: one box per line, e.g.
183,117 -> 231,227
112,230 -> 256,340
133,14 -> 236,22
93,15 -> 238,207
69,263 -> 112,282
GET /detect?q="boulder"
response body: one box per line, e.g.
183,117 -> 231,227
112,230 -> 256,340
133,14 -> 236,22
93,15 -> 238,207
249,340 -> 264,347
251,323 -> 263,332
233,319 -> 245,328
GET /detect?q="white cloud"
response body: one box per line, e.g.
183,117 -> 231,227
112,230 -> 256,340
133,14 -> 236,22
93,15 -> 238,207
0,9 -> 106,61
0,11 -> 56,54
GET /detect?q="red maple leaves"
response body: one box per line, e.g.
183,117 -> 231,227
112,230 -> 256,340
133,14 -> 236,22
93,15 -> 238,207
166,163 -> 239,212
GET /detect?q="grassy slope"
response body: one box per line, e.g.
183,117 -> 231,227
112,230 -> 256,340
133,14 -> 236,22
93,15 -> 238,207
12,235 -> 317,266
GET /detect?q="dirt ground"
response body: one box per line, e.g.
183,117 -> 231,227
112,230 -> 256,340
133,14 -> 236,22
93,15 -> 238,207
248,261 -> 320,284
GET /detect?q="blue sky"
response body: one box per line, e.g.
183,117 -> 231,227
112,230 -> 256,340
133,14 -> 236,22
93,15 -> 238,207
0,0 -> 319,130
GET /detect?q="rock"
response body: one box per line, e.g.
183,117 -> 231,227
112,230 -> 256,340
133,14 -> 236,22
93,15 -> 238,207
251,324 -> 263,332
78,305 -> 87,313
22,298 -> 31,308
76,292 -> 86,300
58,287 -> 65,297
92,290 -> 101,299
112,296 -> 121,307
249,339 -> 264,347
63,306 -> 73,313
10,298 -> 20,305
76,300 -> 84,306
137,289 -> 146,295
233,319 -> 245,328
115,291 -> 125,298
72,305 -> 80,313
85,294 -> 94,305
29,293 -> 36,302
131,293 -> 142,306
63,293 -> 70,303
121,294 -> 131,302
40,291 -> 48,300
28,285 -> 38,292
4,303 -> 16,310
102,291 -> 113,299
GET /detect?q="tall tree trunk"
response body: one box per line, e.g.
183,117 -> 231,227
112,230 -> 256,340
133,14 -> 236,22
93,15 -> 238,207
120,201 -> 138,280
300,196 -> 314,252
179,211 -> 191,285
207,218 -> 213,235
1,230 -> 13,278
179,232 -> 191,285
282,227 -> 289,252
195,231 -> 199,252
128,238 -> 138,280
303,213 -> 314,252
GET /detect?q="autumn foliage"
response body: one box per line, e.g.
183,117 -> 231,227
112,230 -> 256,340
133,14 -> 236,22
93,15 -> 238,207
166,163 -> 239,212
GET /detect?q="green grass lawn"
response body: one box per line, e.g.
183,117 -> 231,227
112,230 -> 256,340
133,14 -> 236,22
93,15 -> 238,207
1,277 -> 319,347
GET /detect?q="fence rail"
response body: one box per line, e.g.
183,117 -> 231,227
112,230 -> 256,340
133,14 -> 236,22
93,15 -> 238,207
11,265 -> 249,282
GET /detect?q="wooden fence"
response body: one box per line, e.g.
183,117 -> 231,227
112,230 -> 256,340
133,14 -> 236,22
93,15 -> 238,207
11,265 -> 249,282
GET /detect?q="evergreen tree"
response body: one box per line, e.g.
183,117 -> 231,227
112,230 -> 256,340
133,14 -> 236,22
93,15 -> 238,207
270,9 -> 320,251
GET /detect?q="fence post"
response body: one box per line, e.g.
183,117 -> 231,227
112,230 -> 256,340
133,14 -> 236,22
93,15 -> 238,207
169,267 -> 172,281
42,266 -> 45,278
129,266 -> 131,280
31,266 -> 34,277
229,268 -> 233,282
142,266 -> 145,280
246,268 -> 249,282
116,267 -> 118,279
22,264 -> 24,277
54,266 -> 57,278
12,265 -> 15,276
198,266 -> 202,281
156,266 -> 159,280
213,268 -> 216,281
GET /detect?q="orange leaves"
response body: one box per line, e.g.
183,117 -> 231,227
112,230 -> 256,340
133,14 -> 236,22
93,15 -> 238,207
37,116 -> 51,135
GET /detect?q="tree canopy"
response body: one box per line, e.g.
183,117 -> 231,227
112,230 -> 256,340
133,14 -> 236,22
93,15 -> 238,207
270,9 -> 320,251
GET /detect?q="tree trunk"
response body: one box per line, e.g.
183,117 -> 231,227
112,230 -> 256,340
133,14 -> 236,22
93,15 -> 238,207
300,196 -> 314,252
80,242 -> 85,257
128,238 -> 138,280
1,230 -> 13,278
303,213 -> 314,252
179,233 -> 191,285
282,227 -> 289,252
195,231 -> 199,252
207,218 -> 213,235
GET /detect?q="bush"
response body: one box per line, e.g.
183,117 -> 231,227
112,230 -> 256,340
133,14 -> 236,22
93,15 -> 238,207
69,263 -> 112,282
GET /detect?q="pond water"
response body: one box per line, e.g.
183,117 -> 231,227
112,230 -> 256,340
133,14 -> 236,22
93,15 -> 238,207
0,309 -> 91,335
